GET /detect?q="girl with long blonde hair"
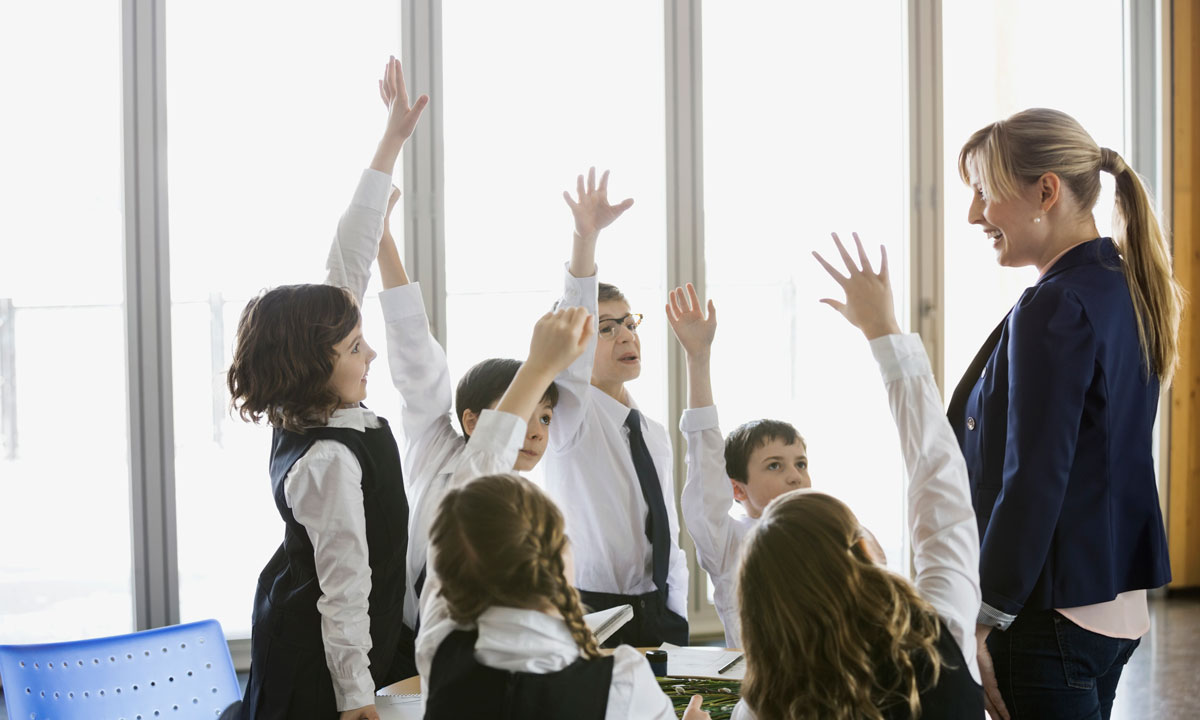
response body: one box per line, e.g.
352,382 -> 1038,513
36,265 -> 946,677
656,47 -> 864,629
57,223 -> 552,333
951,108 -> 1180,719
731,234 -> 984,720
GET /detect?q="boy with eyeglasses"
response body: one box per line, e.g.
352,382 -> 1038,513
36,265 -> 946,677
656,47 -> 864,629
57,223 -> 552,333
544,167 -> 689,647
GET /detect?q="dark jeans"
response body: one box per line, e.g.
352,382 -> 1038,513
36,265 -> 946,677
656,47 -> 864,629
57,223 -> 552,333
988,610 -> 1140,720
578,587 -> 689,648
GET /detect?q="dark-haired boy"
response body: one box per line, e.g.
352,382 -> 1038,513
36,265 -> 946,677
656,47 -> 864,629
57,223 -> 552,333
667,283 -> 888,649
367,190 -> 567,631
666,284 -> 810,648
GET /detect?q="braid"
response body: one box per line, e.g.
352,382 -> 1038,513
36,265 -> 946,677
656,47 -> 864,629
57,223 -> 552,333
526,489 -> 601,659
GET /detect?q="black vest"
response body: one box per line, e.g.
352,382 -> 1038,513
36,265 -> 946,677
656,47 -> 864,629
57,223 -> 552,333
878,617 -> 984,720
241,416 -> 411,720
424,628 -> 614,720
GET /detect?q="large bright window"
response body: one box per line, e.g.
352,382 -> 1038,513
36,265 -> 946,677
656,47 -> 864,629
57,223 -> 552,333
441,0 -> 668,477
941,0 -> 1125,387
702,0 -> 910,576
0,3 -> 132,643
167,1 -> 404,638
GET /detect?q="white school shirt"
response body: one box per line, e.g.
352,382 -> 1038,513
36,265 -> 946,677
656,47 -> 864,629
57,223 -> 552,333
378,281 -> 476,629
415,410 -> 676,720
731,334 -> 982,720
679,405 -> 753,648
272,167 -> 395,711
545,266 -> 689,619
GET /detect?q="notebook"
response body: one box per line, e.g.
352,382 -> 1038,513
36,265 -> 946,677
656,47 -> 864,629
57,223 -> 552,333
658,642 -> 746,680
583,603 -> 634,644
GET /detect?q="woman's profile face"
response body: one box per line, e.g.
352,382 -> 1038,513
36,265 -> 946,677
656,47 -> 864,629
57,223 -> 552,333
966,164 -> 1046,268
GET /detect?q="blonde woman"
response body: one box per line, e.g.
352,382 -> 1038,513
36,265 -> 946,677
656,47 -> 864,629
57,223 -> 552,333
732,234 -> 984,720
952,109 -> 1182,719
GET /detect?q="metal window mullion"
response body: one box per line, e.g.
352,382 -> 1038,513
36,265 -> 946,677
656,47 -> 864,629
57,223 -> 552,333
402,0 -> 446,347
665,0 -> 718,633
906,0 -> 944,576
122,0 -> 179,631
907,0 -> 944,393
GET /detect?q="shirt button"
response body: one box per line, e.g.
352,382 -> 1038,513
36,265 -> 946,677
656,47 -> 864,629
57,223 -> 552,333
967,417 -> 977,431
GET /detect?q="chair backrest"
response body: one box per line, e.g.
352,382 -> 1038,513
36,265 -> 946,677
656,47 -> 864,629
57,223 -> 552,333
0,618 -> 240,720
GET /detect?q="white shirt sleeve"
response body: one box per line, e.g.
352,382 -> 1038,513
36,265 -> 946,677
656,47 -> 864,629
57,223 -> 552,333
663,427 -> 689,621
548,264 -> 600,452
379,282 -> 461,493
324,168 -> 393,305
283,440 -> 376,711
870,333 -> 981,683
605,645 -> 677,720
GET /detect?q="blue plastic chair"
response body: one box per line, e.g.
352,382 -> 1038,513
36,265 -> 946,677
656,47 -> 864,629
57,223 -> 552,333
0,618 -> 240,720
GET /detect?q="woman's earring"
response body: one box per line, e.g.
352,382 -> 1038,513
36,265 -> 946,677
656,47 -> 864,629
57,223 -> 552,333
1033,216 -> 1042,223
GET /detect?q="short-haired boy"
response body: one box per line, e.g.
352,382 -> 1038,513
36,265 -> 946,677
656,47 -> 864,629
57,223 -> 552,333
545,168 -> 689,647
666,283 -> 810,648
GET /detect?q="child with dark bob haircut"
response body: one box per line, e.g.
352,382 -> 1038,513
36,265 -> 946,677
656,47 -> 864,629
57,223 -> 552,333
226,56 -> 427,720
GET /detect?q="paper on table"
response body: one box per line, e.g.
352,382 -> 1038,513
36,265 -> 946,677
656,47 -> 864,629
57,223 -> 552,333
659,643 -> 745,680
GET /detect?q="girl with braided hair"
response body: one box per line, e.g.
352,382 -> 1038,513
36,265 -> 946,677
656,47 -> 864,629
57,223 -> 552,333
417,471 -> 698,719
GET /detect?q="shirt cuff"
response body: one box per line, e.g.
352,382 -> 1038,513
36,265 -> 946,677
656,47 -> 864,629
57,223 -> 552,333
679,405 -> 720,433
977,602 -> 1018,631
333,670 -> 377,712
869,333 -> 931,384
352,168 -> 394,213
470,409 -> 527,460
557,261 -> 598,309
379,281 -> 426,320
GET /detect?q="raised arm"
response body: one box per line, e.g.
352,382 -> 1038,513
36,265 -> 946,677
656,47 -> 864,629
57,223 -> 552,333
377,185 -> 410,288
549,168 -> 633,449
814,232 -> 981,676
667,283 -> 716,409
326,56 -> 427,302
563,166 -> 634,278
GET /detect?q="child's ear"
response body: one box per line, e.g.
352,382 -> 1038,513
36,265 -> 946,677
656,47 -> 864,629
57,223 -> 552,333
730,479 -> 749,504
461,408 -> 480,436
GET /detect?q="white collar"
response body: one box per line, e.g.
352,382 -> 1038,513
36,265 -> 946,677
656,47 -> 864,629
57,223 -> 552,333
324,404 -> 380,432
473,606 -> 581,673
590,385 -> 643,429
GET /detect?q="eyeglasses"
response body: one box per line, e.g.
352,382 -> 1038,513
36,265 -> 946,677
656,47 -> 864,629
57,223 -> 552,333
597,313 -> 643,340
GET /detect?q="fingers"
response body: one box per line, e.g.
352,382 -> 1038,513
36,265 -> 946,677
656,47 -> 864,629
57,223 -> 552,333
819,298 -> 847,315
831,232 -> 857,271
563,190 -> 578,210
707,298 -> 716,323
612,197 -> 634,215
599,169 -> 610,199
686,282 -> 704,315
812,251 -> 849,285
576,173 -> 585,202
395,57 -> 410,108
853,232 -> 872,273
879,244 -> 890,281
587,166 -> 596,194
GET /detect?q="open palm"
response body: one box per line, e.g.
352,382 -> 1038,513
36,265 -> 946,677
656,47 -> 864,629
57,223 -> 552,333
378,55 -> 428,143
563,167 -> 634,239
666,283 -> 717,357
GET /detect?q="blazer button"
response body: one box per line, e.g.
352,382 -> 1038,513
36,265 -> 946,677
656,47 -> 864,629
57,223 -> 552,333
967,417 -> 977,430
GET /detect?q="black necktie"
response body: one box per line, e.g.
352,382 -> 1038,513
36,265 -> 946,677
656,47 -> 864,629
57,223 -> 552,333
625,409 -> 669,594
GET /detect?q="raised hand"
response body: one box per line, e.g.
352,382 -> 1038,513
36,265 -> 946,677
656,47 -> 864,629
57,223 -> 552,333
563,167 -> 634,242
526,306 -> 595,377
813,232 -> 901,341
666,283 -> 717,360
378,55 -> 429,145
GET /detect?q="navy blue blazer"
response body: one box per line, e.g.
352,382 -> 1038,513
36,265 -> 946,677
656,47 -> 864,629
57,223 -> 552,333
948,237 -> 1170,618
